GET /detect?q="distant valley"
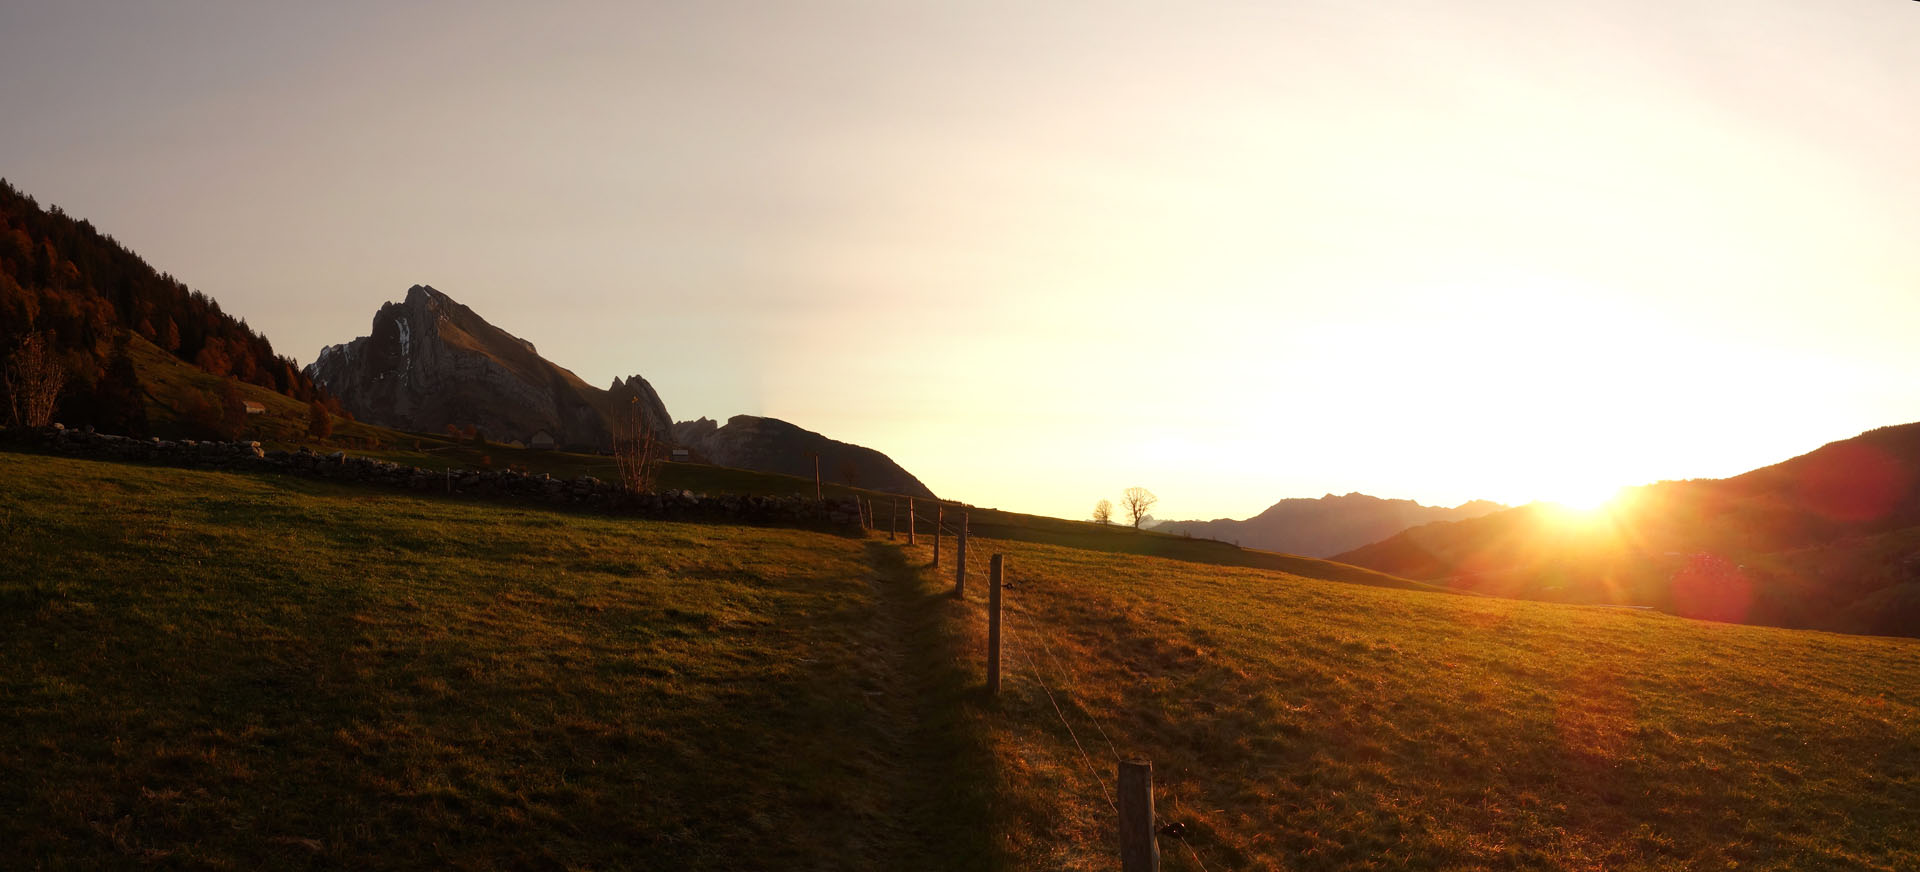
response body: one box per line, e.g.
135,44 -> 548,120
1154,492 -> 1506,558
1335,422 -> 1920,637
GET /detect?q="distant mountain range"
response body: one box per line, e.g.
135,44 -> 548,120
1153,493 -> 1506,558
1334,422 -> 1920,637
673,415 -> 935,499
305,285 -> 671,450
306,285 -> 936,496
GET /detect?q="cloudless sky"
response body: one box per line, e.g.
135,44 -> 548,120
3,1 -> 1916,521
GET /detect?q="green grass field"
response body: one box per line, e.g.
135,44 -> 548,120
0,451 -> 995,869
3,449 -> 1916,870
970,539 -> 1920,870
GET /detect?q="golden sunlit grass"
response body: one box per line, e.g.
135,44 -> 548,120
0,451 -> 996,869
953,535 -> 1920,871
5,450 -> 1916,870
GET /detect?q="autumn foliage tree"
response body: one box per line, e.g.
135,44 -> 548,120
307,400 -> 333,439
90,339 -> 149,435
182,380 -> 247,441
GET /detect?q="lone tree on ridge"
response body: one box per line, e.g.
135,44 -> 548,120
1120,487 -> 1157,529
1092,498 -> 1113,525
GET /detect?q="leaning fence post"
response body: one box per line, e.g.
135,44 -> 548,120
955,512 -> 968,597
889,499 -> 897,540
907,497 -> 917,546
1119,760 -> 1159,872
988,554 -> 1003,695
934,505 -> 943,568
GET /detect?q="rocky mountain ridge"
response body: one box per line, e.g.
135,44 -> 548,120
673,414 -> 935,499
305,285 -> 672,448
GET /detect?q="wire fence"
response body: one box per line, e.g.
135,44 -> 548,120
892,504 -> 1229,871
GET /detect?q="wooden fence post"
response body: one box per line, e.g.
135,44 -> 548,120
907,497 -> 916,546
1119,760 -> 1159,872
988,554 -> 1003,695
934,505 -> 943,568
955,512 -> 968,597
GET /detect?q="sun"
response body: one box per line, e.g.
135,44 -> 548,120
1543,480 -> 1627,513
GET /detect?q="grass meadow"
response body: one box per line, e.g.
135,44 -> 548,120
3,449 -> 1917,870
964,538 -> 1919,870
0,451 -> 992,869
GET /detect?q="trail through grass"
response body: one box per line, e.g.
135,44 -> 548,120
7,448 -> 1916,871
0,451 -> 1000,869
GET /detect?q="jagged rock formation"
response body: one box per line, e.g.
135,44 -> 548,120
305,285 -> 671,448
1153,492 -> 1507,558
672,414 -> 935,499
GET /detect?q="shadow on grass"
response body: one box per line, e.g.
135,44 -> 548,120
862,540 -> 1009,871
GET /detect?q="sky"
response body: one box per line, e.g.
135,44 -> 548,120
3,1 -> 1917,522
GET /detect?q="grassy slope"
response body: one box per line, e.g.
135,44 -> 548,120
1332,423 -> 1920,637
9,451 -> 1914,870
0,451 -> 995,870
968,537 -> 1920,870
125,333 -> 396,448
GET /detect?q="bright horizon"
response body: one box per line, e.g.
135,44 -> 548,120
4,1 -> 1916,522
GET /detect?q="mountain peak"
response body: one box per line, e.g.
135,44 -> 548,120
671,414 -> 934,498
306,285 -> 672,448
1155,492 -> 1506,557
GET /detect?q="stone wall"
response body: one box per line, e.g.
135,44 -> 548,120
8,425 -> 866,531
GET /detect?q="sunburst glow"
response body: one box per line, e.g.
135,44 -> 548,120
1548,482 -> 1626,513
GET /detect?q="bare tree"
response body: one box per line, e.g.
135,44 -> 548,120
1120,487 -> 1157,529
307,400 -> 333,439
612,397 -> 663,494
4,333 -> 66,428
1092,498 -> 1114,525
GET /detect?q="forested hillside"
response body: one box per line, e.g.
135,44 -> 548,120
0,180 -> 332,433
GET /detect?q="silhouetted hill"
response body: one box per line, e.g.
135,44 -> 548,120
672,415 -> 935,499
1155,492 -> 1506,557
0,179 -> 327,433
1333,422 -> 1920,636
306,285 -> 672,450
